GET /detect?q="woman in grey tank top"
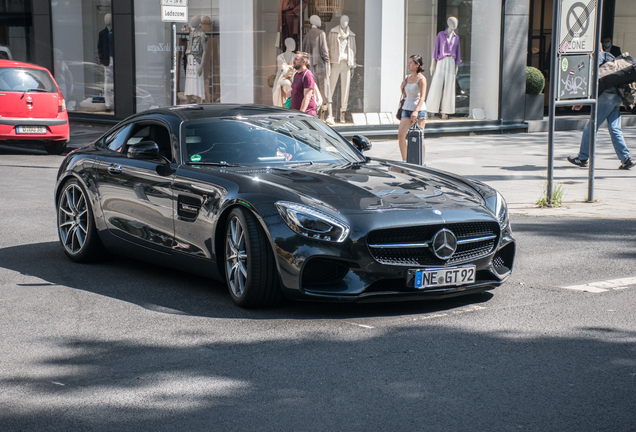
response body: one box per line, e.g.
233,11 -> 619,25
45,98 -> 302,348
398,55 -> 428,162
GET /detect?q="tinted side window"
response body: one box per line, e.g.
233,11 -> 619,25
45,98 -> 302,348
126,123 -> 173,161
105,124 -> 134,152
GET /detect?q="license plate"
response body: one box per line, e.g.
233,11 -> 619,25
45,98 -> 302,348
16,126 -> 47,134
414,265 -> 476,289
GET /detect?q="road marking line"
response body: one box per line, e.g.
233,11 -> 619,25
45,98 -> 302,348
345,322 -> 375,329
562,277 -> 636,293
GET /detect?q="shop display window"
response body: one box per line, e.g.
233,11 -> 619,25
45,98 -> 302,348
134,0 -> 218,111
51,0 -> 115,115
407,0 -> 501,121
131,0 -> 502,124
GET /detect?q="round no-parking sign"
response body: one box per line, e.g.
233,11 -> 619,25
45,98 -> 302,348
559,0 -> 597,54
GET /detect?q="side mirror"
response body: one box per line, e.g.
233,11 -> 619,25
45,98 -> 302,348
352,135 -> 372,152
127,141 -> 160,159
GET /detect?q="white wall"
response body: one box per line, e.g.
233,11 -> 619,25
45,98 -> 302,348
364,0 -> 405,112
219,0 -> 254,103
613,0 -> 636,59
469,0 -> 501,120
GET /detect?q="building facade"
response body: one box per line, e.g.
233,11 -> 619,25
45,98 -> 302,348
3,0 -> 630,131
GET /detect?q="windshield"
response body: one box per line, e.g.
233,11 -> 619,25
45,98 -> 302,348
0,67 -> 57,93
182,115 -> 363,165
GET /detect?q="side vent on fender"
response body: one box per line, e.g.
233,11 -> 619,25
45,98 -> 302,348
177,195 -> 202,221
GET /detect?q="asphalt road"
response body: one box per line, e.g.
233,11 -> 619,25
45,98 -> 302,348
1,147 -> 635,432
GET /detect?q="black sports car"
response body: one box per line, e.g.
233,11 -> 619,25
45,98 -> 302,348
55,104 -> 515,307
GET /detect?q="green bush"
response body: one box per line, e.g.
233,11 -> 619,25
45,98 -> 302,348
526,66 -> 545,94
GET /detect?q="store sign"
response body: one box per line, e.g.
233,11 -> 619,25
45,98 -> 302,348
161,3 -> 188,22
558,0 -> 597,53
558,54 -> 591,99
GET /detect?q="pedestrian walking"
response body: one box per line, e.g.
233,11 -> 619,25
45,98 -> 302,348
567,50 -> 635,170
398,55 -> 427,162
290,52 -> 317,116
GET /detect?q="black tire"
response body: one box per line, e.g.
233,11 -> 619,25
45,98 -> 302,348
45,141 -> 67,155
57,179 -> 107,263
224,207 -> 282,308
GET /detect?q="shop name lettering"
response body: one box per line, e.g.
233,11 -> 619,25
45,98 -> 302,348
147,44 -> 185,53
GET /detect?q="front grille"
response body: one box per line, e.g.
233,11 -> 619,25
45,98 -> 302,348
368,222 -> 499,267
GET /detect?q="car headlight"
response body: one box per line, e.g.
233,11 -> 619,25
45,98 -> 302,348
275,201 -> 350,242
486,191 -> 509,231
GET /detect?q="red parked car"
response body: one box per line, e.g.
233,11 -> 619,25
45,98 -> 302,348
0,59 -> 69,154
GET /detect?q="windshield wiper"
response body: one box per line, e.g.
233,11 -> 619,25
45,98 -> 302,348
186,161 -> 241,167
21,88 -> 47,98
284,161 -> 314,166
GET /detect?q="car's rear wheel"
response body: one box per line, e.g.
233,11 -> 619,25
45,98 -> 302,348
45,141 -> 67,155
57,179 -> 107,262
224,207 -> 282,308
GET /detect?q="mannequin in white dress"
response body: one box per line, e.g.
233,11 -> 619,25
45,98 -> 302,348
272,38 -> 296,107
184,15 -> 208,104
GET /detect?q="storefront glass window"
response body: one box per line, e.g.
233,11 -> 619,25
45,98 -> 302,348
51,0 -> 115,115
134,0 -> 217,112
0,1 -> 34,62
407,0 -> 501,120
131,0 -> 502,124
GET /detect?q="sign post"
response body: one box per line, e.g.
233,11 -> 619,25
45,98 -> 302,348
547,0 -> 602,205
161,0 -> 188,106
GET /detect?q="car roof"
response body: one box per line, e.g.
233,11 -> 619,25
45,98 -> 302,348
0,59 -> 50,71
131,104 -> 307,122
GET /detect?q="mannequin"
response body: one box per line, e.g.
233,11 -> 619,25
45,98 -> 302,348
302,15 -> 330,119
272,38 -> 296,107
97,13 -> 114,112
276,0 -> 306,51
184,15 -> 208,104
327,15 -> 357,124
426,16 -> 461,119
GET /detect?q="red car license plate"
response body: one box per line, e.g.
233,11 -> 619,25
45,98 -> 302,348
16,126 -> 47,134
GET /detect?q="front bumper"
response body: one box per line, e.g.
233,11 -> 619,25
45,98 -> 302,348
267,211 -> 516,302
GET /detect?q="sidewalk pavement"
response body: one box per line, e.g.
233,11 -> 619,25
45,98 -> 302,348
366,127 -> 636,220
68,122 -> 636,219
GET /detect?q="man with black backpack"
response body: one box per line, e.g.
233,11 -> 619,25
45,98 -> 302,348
567,50 -> 635,170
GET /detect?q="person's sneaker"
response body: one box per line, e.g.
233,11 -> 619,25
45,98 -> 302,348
619,158 -> 636,170
567,156 -> 588,167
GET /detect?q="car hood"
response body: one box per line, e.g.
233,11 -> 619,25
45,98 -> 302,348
229,160 -> 485,212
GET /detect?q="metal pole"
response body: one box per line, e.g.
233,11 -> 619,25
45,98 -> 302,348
547,0 -> 561,206
587,0 -> 603,202
171,22 -> 177,106
299,0 -> 303,50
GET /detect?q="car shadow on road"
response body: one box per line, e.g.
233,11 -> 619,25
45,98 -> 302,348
0,241 -> 492,321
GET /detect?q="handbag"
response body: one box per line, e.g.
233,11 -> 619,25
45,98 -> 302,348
284,97 -> 291,109
396,77 -> 407,121
396,97 -> 405,121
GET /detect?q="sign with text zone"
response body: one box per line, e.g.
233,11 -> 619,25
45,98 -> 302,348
559,0 -> 597,54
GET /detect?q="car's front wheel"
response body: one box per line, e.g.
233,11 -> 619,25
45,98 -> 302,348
57,179 -> 107,262
224,207 -> 282,308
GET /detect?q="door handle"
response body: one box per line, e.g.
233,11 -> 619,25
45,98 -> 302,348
107,164 -> 123,174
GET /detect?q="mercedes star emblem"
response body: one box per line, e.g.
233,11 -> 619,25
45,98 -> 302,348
431,228 -> 458,260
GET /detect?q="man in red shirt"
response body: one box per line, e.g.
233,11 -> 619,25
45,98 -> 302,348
290,52 -> 317,116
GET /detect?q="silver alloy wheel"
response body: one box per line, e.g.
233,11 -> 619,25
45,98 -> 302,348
58,183 -> 89,254
226,216 -> 248,297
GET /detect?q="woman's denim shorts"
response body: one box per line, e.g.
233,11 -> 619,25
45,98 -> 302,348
401,109 -> 428,120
